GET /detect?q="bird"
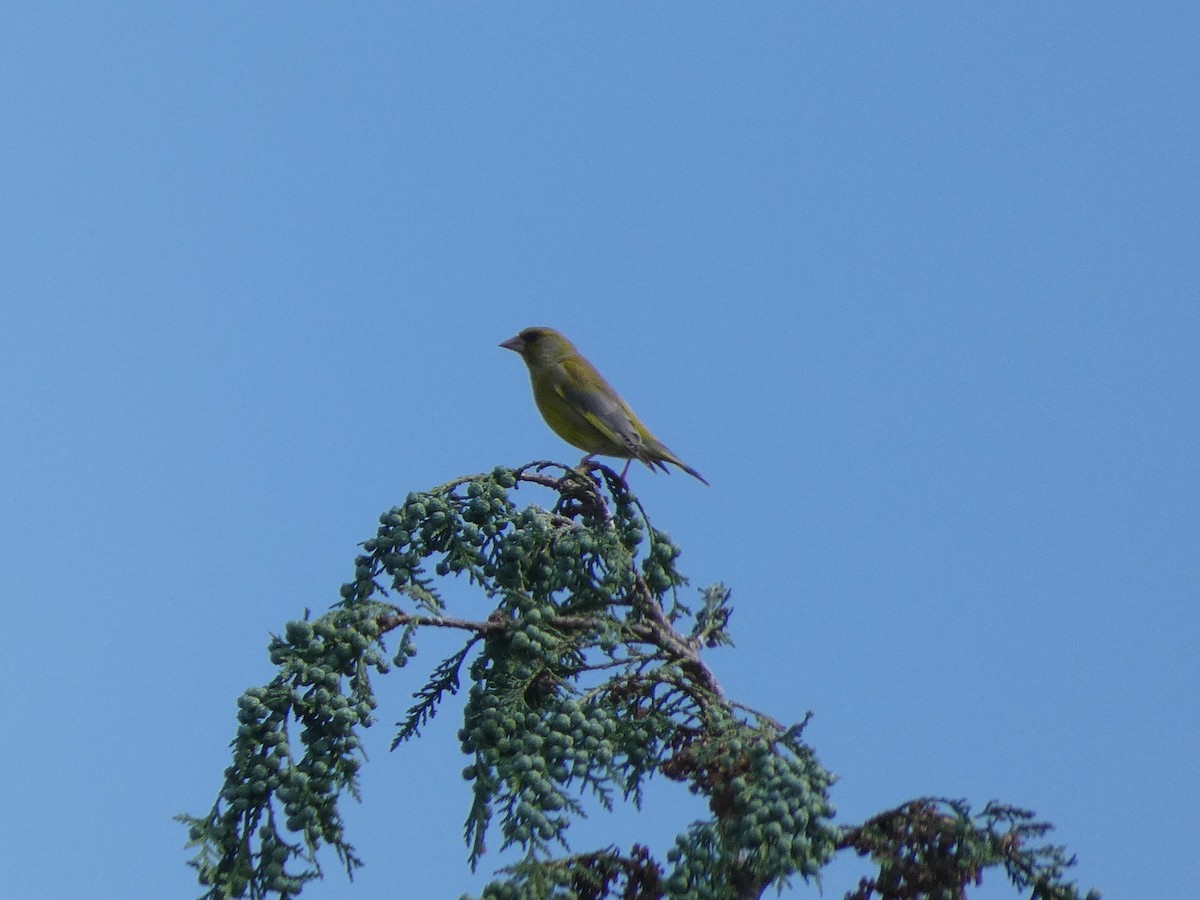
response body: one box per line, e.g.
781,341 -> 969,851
500,326 -> 709,485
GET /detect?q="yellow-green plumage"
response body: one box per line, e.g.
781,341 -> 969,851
500,326 -> 709,485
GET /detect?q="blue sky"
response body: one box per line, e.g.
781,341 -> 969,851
2,4 -> 1196,898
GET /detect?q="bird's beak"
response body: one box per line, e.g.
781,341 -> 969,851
499,335 -> 524,353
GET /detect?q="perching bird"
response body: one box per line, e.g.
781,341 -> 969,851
500,326 -> 708,485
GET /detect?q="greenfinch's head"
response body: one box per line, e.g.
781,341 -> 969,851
500,327 -> 578,368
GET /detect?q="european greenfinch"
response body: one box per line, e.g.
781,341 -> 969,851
500,326 -> 709,485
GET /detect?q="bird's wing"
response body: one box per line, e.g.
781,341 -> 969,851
555,359 -> 645,457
